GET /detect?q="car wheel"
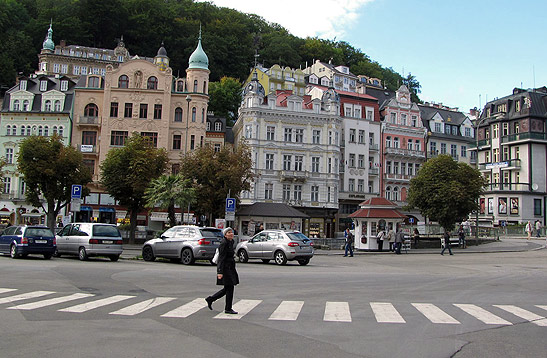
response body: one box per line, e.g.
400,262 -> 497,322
53,248 -> 61,258
109,255 -> 119,262
10,245 -> 19,259
238,249 -> 248,263
180,248 -> 195,265
43,254 -> 52,260
261,259 -> 270,264
274,251 -> 287,265
78,247 -> 88,261
142,246 -> 155,262
298,258 -> 310,266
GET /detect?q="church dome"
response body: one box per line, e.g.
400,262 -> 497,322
157,42 -> 167,57
188,31 -> 209,70
42,23 -> 54,51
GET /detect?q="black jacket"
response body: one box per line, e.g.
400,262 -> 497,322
216,238 -> 239,286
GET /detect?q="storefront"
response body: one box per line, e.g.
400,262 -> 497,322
236,203 -> 309,240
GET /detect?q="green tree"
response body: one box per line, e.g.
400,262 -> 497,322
144,174 -> 195,227
406,155 -> 486,232
178,143 -> 254,224
100,134 -> 168,243
208,76 -> 242,126
17,135 -> 92,232
403,73 -> 422,103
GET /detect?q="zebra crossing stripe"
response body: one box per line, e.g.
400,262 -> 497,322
110,297 -> 176,316
536,305 -> 547,312
370,302 -> 405,323
412,303 -> 460,324
0,291 -> 55,305
494,305 -> 547,327
454,304 -> 512,325
214,299 -> 262,320
0,288 -> 18,294
324,301 -> 352,322
161,298 -> 206,318
269,301 -> 304,321
59,295 -> 135,313
7,293 -> 94,310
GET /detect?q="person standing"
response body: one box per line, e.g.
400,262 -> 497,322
387,227 -> 395,252
535,220 -> 542,238
343,228 -> 354,257
376,228 -> 385,252
205,227 -> 239,314
440,230 -> 453,255
412,228 -> 420,249
394,227 -> 404,255
525,221 -> 533,241
458,225 -> 466,249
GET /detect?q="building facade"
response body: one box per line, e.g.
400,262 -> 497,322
304,60 -> 358,92
245,64 -> 306,96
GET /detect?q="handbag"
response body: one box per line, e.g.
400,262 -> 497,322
212,248 -> 219,264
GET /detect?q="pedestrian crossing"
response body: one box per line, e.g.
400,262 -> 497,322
1,287 -> 547,327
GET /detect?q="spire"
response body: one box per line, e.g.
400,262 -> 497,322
42,21 -> 55,51
188,27 -> 209,70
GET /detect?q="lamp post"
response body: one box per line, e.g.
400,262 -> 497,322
185,95 -> 191,155
474,112 -> 487,241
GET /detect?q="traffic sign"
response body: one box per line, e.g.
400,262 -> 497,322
71,184 -> 82,199
408,218 -> 414,224
225,212 -> 235,221
70,198 -> 81,212
226,198 -> 236,212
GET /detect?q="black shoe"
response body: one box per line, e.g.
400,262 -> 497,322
441,253 -> 444,255
224,309 -> 238,314
349,255 -> 353,257
205,297 -> 213,310
343,255 -> 347,257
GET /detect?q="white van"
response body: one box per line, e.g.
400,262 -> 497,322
55,223 -> 123,261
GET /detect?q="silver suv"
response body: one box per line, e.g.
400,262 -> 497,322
236,230 -> 314,265
142,226 -> 222,265
55,223 -> 123,261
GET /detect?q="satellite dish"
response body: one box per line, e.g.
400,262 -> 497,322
532,183 -> 539,191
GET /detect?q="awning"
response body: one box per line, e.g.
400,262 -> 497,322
80,206 -> 93,211
0,211 -> 12,216
99,207 -> 115,213
21,213 -> 45,218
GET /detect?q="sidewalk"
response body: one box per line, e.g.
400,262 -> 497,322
119,237 -> 546,259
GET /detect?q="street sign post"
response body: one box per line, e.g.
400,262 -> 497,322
225,198 -> 236,212
71,185 -> 82,199
225,212 -> 235,221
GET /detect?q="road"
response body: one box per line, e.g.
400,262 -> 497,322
0,243 -> 546,358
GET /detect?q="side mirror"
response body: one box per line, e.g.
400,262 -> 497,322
160,235 -> 167,240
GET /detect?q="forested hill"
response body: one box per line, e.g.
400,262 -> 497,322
0,0 -> 420,101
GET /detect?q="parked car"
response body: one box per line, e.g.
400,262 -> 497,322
236,230 -> 314,265
55,223 -> 123,261
141,226 -> 222,265
0,225 -> 56,259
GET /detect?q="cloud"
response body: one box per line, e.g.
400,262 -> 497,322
198,0 -> 374,39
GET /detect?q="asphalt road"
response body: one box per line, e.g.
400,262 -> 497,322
0,241 -> 546,358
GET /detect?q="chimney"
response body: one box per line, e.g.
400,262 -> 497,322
60,40 -> 66,47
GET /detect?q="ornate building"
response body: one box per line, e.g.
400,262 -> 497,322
244,64 -> 307,96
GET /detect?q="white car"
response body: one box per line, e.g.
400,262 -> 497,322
55,223 -> 123,261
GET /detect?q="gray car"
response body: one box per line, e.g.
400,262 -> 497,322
236,230 -> 314,265
55,223 -> 123,261
141,226 -> 222,265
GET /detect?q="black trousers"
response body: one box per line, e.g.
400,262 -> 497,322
210,285 -> 234,310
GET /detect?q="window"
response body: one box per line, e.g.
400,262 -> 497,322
6,125 -> 11,136
465,127 -> 471,137
407,139 -> 413,150
191,107 -> 196,122
147,76 -> 158,90
139,104 -> 148,119
141,132 -> 158,147
88,76 -> 100,88
3,177 -> 11,194
214,121 -> 222,131
461,145 -> 467,158
358,154 -> 365,168
61,80 -> 68,91
295,129 -> 304,143
345,107 -> 352,117
110,102 -> 118,117
265,183 -> 273,200
284,128 -> 292,142
312,130 -> 320,144
201,108 -> 205,123
503,147 -> 509,161
283,155 -> 292,171
40,80 -> 47,91
118,75 -> 129,88
349,154 -> 355,167
267,126 -> 275,141
154,104 -> 162,120
203,81 -> 207,93
358,179 -> 364,193
435,123 -> 441,132
214,143 -> 221,152
393,137 -> 399,148
328,158 -> 332,173
515,100 -> 521,112
266,154 -> 274,170
386,136 -> 391,147
173,134 -> 181,149
311,157 -> 320,172
349,179 -> 355,192
411,116 -> 417,127
358,130 -> 365,143
13,99 -> 20,111
245,125 -> 252,139
311,186 -> 319,202
82,131 -> 97,145
110,131 -> 128,146
440,143 -> 447,154
349,129 -> 356,142
452,127 -> 458,135
124,103 -> 133,118
81,67 -> 88,75
84,103 -> 98,117
414,140 -> 421,151
53,63 -> 60,73
22,100 -> 29,111
534,199 -> 542,216
401,114 -> 407,126
174,107 -> 182,122
54,100 -> 61,112
493,148 -> 499,162
294,156 -> 303,171
408,163 -> 413,176
20,80 -> 27,91
6,148 -> 13,164
492,123 -> 499,138
44,100 -> 52,111
393,162 -> 399,175
390,113 -> 396,123
73,66 -> 80,75
190,135 -> 195,150
193,80 -> 198,92
451,144 -> 457,157
293,185 -> 302,201
283,184 -> 291,201
366,110 -> 372,120
61,64 -> 68,74
445,125 -> 451,134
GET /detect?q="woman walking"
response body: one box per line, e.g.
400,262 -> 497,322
205,227 -> 239,314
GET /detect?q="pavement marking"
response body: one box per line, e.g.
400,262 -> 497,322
59,295 -> 135,313
493,305 -> 547,327
412,303 -> 460,324
110,297 -> 176,316
0,291 -> 55,305
0,288 -> 18,294
454,304 -> 512,325
161,298 -> 207,318
7,293 -> 94,310
324,301 -> 352,322
536,305 -> 547,312
370,302 -> 406,323
269,301 -> 304,321
214,299 -> 262,320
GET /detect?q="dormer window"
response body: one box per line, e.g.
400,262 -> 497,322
40,80 -> 47,92
54,100 -> 61,112
206,122 -> 211,131
20,80 -> 27,91
515,100 -> 521,112
44,100 -> 52,111
13,100 -> 20,111
215,121 -> 222,131
22,100 -> 29,111
61,80 -> 68,91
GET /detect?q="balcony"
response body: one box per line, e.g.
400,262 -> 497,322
369,143 -> 379,151
384,173 -> 412,182
368,168 -> 379,175
484,183 -> 531,192
479,159 -> 521,171
501,132 -> 547,144
279,170 -> 308,183
79,144 -> 98,155
384,147 -> 425,158
468,139 -> 491,149
77,115 -> 100,126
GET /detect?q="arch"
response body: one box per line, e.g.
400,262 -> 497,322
174,107 -> 183,122
176,80 -> 184,92
6,125 -> 11,136
193,80 -> 198,92
147,76 -> 158,90
118,75 -> 129,88
44,100 -> 52,111
11,125 -> 16,136
38,125 -> 43,136
385,186 -> 392,200
84,103 -> 98,117
44,125 -> 49,136
13,100 -> 20,111
54,100 -> 61,112
20,125 -> 26,136
58,126 -> 64,137
191,107 -> 196,122
88,76 -> 100,88
385,136 -> 391,147
393,187 -> 399,201
23,100 -> 29,111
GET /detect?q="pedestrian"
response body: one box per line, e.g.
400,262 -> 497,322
458,225 -> 466,249
535,220 -> 542,238
343,228 -> 354,257
525,221 -> 533,241
205,227 -> 239,314
440,230 -> 453,255
387,227 -> 395,252
376,228 -> 385,252
412,228 -> 420,249
394,227 -> 404,255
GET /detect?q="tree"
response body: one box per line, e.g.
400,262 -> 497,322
17,135 -> 92,232
208,76 -> 242,126
403,73 -> 422,103
406,155 -> 486,232
144,174 -> 195,227
100,134 -> 168,243
178,143 -> 254,224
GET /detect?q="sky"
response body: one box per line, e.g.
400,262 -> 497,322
199,0 -> 547,113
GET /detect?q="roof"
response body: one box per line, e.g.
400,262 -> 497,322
363,87 -> 395,109
188,32 -> 209,70
419,104 -> 468,126
349,197 -> 407,219
311,85 -> 377,101
237,203 -> 310,218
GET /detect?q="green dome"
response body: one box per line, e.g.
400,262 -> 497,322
42,23 -> 54,51
188,31 -> 209,70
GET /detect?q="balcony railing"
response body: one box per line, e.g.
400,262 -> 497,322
479,159 -> 522,171
77,115 -> 99,125
384,147 -> 425,158
484,183 -> 531,192
279,170 -> 308,182
368,168 -> 379,175
369,143 -> 379,151
501,132 -> 547,144
384,173 -> 412,181
468,139 -> 491,149
79,144 -> 98,154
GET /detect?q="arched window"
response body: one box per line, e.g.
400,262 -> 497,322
176,80 -> 184,92
84,103 -> 98,117
44,126 -> 49,136
193,80 -> 198,92
13,100 -> 20,111
393,137 -> 399,148
215,121 -> 222,131
174,107 -> 183,122
191,107 -> 196,122
88,76 -> 100,88
393,187 -> 399,201
44,100 -> 52,111
203,81 -> 207,93
52,126 -> 58,135
23,100 -> 29,111
386,136 -> 391,147
6,125 -> 11,136
20,125 -> 25,136
147,76 -> 158,90
118,75 -> 129,88
38,126 -> 43,136
386,186 -> 392,201
54,100 -> 61,112
201,108 -> 205,123
12,125 -> 16,135
58,126 -> 64,137
26,126 -> 31,136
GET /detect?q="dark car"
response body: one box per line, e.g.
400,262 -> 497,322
0,225 -> 56,259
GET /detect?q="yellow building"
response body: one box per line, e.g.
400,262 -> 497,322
244,64 -> 306,96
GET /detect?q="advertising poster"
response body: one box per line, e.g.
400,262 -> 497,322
479,198 -> 485,214
510,197 -> 519,214
487,198 -> 493,214
498,197 -> 507,214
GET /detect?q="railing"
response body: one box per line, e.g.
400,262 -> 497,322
369,144 -> 379,151
279,170 -> 308,182
501,132 -> 547,143
77,116 -> 99,125
384,173 -> 411,181
479,159 -> 521,171
79,144 -> 98,154
468,139 -> 491,148
384,147 -> 425,158
368,168 -> 379,175
484,183 -> 531,191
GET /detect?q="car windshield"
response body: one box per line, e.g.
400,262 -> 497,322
286,232 -> 310,242
200,229 -> 222,239
92,225 -> 121,237
25,227 -> 54,237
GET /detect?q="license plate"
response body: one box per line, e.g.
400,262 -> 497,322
102,240 -> 113,244
35,240 -> 47,244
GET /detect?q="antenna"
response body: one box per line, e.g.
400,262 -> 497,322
254,49 -> 259,68
533,65 -> 536,89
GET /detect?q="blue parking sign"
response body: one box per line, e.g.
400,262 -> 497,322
226,198 -> 236,212
71,184 -> 82,199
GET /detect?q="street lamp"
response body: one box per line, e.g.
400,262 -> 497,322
474,112 -> 487,241
185,95 -> 191,155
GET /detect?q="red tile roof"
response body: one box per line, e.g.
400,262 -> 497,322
349,208 -> 407,219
